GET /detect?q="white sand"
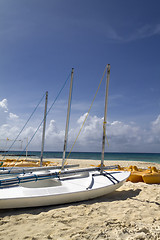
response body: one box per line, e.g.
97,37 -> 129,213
0,159 -> 160,240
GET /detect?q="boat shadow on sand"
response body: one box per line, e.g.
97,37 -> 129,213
0,188 -> 141,217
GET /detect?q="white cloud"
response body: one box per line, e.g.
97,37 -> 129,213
152,115 -> 160,133
0,98 -> 160,152
0,99 -> 9,125
0,99 -> 8,112
44,120 -> 65,151
0,99 -> 20,127
71,114 -> 103,151
108,121 -> 140,139
124,24 -> 160,42
149,115 -> 160,145
136,24 -> 160,39
105,25 -> 122,41
105,24 -> 160,42
77,113 -> 88,125
46,120 -> 58,134
67,114 -> 160,152
69,115 -> 142,152
9,113 -> 19,120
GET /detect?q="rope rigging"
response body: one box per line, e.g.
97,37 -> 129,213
3,72 -> 71,172
61,65 -> 109,169
1,67 -> 110,172
1,92 -> 46,162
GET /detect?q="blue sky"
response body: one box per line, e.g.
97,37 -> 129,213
0,0 -> 160,153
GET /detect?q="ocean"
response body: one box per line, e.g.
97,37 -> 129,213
2,151 -> 160,164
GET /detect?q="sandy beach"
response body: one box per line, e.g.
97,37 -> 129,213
0,159 -> 160,240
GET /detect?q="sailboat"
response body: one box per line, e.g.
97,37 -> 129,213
0,81 -> 78,170
0,65 -> 130,209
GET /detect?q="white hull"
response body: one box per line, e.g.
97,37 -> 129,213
0,171 -> 130,209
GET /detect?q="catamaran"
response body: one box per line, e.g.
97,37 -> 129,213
0,65 -> 130,209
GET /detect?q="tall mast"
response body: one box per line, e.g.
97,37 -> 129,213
101,64 -> 111,172
40,91 -> 48,167
61,68 -> 74,169
25,137 -> 28,161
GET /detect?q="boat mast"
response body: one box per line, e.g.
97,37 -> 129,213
61,68 -> 74,169
25,137 -> 28,161
101,64 -> 111,172
40,91 -> 48,167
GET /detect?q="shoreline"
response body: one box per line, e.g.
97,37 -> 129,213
1,151 -> 160,165
1,156 -> 160,168
46,158 -> 160,168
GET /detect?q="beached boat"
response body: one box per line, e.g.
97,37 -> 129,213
0,168 -> 130,209
0,65 -> 130,209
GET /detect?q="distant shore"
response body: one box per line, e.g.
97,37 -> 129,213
1,151 -> 160,164
45,158 -> 160,168
1,155 -> 160,168
1,151 -> 159,163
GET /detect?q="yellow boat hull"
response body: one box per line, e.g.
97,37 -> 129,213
0,159 -> 58,168
104,165 -> 160,184
142,173 -> 160,184
127,172 -> 144,183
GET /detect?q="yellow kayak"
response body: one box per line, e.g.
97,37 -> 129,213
0,159 -> 58,167
103,165 -> 160,184
125,166 -> 160,184
142,167 -> 160,184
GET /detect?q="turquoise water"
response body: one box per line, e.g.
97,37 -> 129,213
2,151 -> 160,164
